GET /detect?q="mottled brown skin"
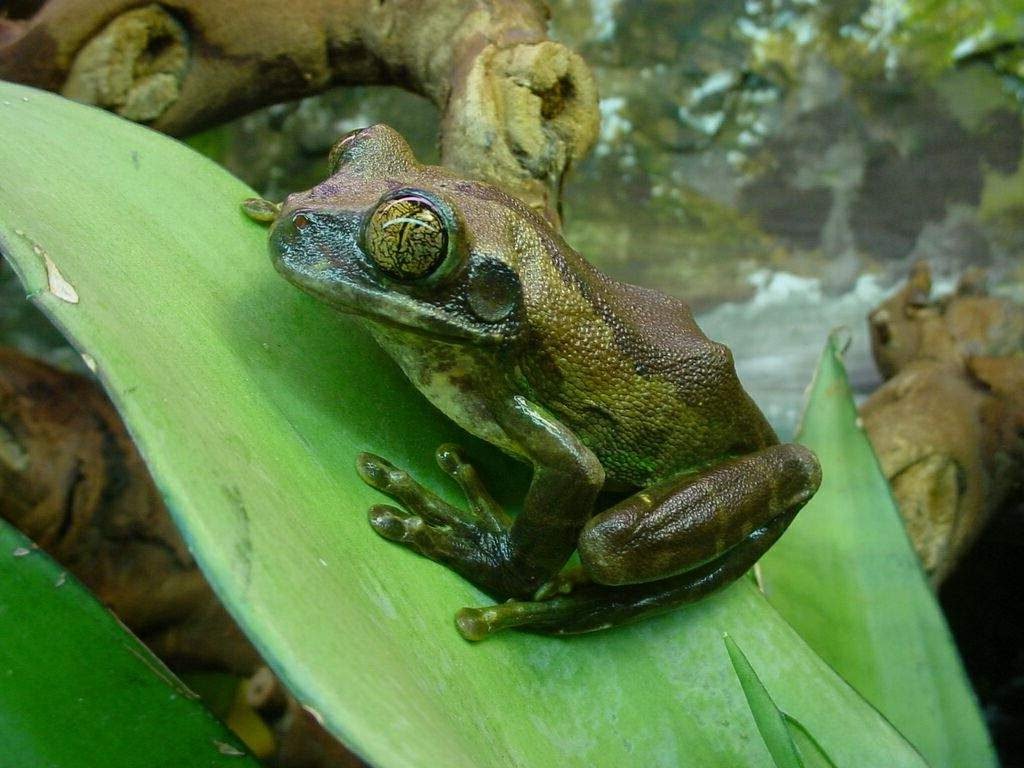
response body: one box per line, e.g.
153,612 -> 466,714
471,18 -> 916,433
254,125 -> 821,639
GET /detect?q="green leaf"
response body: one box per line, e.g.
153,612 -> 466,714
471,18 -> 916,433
759,334 -> 997,767
0,518 -> 257,767
784,715 -> 839,768
0,81 -> 931,768
724,633 -> 843,768
724,634 -> 804,768
184,125 -> 231,163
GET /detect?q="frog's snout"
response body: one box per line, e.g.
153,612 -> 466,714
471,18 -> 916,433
268,210 -> 322,287
267,213 -> 296,265
266,206 -> 369,298
267,208 -> 335,264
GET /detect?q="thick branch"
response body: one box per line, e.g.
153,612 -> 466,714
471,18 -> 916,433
861,264 -> 1024,583
0,0 -> 598,221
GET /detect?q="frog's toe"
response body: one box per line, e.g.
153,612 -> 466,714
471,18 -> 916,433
241,197 -> 280,223
357,452 -> 472,530
355,452 -> 399,490
454,600 -> 563,641
368,504 -> 455,558
455,605 -> 501,641
435,444 -> 510,529
367,504 -> 415,541
533,566 -> 590,601
359,452 -> 522,596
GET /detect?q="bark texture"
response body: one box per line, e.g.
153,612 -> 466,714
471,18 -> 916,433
862,263 -> 1024,584
0,0 -> 599,222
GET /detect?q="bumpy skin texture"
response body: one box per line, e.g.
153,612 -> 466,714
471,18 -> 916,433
261,125 -> 821,638
0,0 -> 598,222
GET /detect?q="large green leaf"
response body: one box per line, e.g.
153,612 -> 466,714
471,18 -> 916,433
723,634 -> 805,768
0,517 -> 257,767
0,81 -> 930,768
759,336 -> 996,767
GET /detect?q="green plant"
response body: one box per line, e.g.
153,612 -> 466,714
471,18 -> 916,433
0,81 -> 994,767
0,517 -> 258,767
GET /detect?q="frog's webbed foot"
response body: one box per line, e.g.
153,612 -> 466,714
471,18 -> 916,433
356,445 -> 521,598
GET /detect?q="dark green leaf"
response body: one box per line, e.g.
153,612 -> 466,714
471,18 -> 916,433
0,518 -> 256,768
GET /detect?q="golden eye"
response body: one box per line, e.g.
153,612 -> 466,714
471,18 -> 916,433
364,195 -> 449,281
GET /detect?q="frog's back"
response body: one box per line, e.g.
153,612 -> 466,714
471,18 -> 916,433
517,244 -> 777,487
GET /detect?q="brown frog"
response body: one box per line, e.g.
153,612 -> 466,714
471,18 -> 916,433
244,125 -> 821,640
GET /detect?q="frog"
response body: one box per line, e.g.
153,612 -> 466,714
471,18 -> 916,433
244,124 -> 821,641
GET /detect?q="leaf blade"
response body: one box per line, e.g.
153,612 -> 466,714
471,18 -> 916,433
0,518 -> 258,768
759,334 -> 996,767
784,715 -> 841,768
0,82 -> 932,768
724,633 -> 804,768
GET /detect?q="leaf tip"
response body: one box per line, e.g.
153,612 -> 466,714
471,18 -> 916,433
827,326 -> 852,357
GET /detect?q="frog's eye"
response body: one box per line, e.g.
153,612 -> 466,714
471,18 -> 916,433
327,128 -> 365,174
364,194 -> 450,281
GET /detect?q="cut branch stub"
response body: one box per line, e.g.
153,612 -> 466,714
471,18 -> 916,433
442,39 -> 599,224
861,264 -> 1024,583
62,5 -> 188,122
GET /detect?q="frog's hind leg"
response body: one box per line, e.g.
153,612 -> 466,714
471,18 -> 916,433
456,443 -> 820,640
579,443 -> 820,587
457,506 -> 795,640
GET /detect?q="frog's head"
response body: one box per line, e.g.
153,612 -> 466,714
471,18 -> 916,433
266,124 -> 550,346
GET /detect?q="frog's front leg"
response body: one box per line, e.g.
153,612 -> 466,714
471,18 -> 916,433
357,396 -> 604,599
457,443 -> 821,639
